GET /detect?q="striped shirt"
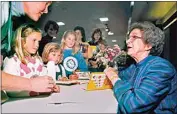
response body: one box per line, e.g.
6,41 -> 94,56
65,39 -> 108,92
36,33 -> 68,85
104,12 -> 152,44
114,55 -> 177,114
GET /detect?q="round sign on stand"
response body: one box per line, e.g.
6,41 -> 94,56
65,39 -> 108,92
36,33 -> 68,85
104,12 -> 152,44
63,56 -> 78,72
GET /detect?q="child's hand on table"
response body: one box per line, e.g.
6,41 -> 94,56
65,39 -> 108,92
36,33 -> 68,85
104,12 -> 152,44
69,74 -> 79,80
58,77 -> 69,81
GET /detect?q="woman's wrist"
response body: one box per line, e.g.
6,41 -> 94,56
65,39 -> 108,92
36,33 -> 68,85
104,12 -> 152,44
110,75 -> 121,85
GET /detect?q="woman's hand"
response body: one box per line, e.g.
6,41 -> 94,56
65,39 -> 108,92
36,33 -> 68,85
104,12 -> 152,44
104,67 -> 120,85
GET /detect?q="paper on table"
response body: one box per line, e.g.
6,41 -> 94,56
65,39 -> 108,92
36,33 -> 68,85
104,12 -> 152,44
75,72 -> 90,80
55,80 -> 78,85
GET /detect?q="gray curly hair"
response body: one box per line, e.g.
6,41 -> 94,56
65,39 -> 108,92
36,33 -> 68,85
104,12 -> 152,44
128,21 -> 165,56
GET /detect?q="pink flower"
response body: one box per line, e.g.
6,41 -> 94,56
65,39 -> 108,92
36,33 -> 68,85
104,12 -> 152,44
112,53 -> 115,56
105,54 -> 108,59
105,44 -> 122,61
20,63 -> 31,74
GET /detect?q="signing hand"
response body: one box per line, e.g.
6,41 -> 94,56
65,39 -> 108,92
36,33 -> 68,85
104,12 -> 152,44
104,67 -> 120,85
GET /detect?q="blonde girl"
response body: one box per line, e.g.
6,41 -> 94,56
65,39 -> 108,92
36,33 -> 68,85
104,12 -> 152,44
42,42 -> 67,81
60,30 -> 88,77
3,24 -> 59,97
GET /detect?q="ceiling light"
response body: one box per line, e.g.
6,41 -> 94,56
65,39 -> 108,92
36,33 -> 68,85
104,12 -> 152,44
57,22 -> 65,26
108,31 -> 114,35
99,17 -> 109,22
112,40 -> 117,42
130,1 -> 134,6
105,28 -> 109,32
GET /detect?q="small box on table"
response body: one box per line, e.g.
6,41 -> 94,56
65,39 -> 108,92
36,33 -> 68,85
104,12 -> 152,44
86,72 -> 113,91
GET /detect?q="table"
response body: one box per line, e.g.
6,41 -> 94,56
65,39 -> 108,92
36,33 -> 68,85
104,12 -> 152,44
2,81 -> 118,113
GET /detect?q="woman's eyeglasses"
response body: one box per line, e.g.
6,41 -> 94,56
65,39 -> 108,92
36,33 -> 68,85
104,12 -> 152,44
126,35 -> 143,42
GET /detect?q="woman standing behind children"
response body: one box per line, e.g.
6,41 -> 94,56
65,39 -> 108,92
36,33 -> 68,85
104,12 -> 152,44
3,24 -> 59,97
88,28 -> 103,46
74,26 -> 93,61
42,42 -> 67,81
88,28 -> 104,72
61,30 -> 88,78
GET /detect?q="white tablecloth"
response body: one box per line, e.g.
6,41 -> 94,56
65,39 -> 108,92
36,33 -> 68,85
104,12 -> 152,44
2,82 -> 118,113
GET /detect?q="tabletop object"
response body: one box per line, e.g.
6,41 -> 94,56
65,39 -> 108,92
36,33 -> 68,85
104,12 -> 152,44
86,72 -> 113,91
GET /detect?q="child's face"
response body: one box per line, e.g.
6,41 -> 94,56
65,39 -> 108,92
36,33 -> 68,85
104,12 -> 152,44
48,51 -> 62,64
94,33 -> 101,42
24,32 -> 42,54
99,44 -> 106,51
65,34 -> 76,48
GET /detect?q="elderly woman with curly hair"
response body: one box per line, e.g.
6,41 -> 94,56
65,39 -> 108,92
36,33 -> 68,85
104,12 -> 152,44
104,21 -> 177,114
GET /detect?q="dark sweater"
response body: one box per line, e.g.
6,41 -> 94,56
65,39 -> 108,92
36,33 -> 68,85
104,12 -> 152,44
38,34 -> 53,56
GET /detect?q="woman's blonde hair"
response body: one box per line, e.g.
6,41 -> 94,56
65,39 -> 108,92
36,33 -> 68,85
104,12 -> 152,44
60,30 -> 80,54
13,24 -> 42,64
42,42 -> 63,64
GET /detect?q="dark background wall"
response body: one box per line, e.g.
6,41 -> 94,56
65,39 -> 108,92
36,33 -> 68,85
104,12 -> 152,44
169,21 -> 177,69
162,18 -> 177,70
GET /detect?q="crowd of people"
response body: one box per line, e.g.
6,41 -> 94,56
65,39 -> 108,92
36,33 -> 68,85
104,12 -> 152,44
1,1 -> 177,114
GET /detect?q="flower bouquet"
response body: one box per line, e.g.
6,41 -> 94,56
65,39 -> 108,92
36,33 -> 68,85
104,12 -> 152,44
95,45 -> 122,69
105,45 -> 121,62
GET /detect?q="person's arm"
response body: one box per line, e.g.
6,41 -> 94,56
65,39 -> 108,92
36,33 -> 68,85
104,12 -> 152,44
1,71 -> 31,91
113,61 -> 175,113
118,64 -> 134,81
2,71 -> 55,92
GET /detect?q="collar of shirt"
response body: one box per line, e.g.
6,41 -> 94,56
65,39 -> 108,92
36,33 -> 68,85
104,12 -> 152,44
11,2 -> 25,17
135,55 -> 154,67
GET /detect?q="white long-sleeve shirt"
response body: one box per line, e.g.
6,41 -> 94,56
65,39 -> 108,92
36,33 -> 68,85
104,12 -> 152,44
45,61 -> 66,81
